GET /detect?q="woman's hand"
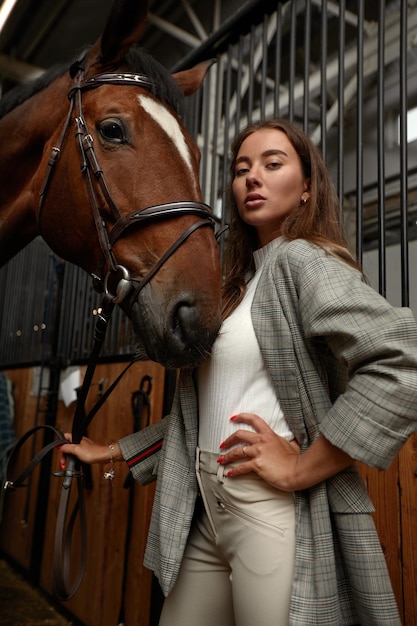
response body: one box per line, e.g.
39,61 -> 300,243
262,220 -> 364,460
59,434 -> 121,468
218,413 -> 354,491
217,413 -> 301,492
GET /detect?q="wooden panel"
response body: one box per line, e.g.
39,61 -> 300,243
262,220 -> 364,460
398,434 -> 417,625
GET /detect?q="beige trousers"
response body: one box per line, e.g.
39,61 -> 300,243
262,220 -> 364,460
159,449 -> 296,626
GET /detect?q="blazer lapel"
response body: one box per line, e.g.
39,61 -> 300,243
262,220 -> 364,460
251,276 -> 307,447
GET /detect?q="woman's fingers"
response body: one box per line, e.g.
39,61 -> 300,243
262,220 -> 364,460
58,436 -> 113,465
219,412 -> 273,452
217,412 -> 300,490
58,433 -> 73,468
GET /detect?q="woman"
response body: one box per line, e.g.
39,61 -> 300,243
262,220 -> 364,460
61,119 -> 417,625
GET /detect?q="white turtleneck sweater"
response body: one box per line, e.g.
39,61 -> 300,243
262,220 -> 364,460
198,239 -> 293,453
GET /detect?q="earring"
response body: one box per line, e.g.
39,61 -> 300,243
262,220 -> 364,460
301,196 -> 307,204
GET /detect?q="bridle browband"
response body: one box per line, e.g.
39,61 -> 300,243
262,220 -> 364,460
38,65 -> 216,304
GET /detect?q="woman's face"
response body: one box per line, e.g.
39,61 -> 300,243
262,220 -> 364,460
232,128 -> 310,246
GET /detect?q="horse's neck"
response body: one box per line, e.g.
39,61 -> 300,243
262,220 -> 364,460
0,80 -> 69,266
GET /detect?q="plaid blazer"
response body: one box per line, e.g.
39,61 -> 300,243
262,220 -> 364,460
119,238 -> 417,625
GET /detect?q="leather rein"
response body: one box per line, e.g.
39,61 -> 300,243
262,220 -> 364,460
4,62 -> 216,600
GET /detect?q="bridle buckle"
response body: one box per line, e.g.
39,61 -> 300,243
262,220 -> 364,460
104,264 -> 131,303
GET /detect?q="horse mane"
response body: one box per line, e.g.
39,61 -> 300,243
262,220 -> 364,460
0,62 -> 68,118
0,45 -> 184,119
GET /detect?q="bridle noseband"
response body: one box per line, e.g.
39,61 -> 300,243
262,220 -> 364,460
38,65 -> 216,305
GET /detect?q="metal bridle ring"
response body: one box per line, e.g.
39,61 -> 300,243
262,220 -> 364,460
104,265 -> 131,304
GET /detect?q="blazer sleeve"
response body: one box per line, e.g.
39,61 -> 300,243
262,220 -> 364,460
289,242 -> 417,469
118,416 -> 168,485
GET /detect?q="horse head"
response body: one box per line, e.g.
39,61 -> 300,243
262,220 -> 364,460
0,0 -> 222,369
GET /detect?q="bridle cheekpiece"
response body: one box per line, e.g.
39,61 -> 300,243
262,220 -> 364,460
38,63 -> 216,305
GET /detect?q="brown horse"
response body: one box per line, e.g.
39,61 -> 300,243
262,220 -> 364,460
0,0 -> 221,369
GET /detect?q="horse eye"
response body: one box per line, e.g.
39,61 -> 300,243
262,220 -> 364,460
98,119 -> 126,143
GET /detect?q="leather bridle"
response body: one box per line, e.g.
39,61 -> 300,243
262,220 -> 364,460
4,62 -> 218,600
38,64 -> 216,304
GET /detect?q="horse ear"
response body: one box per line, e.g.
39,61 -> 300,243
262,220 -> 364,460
90,0 -> 148,67
172,60 -> 216,96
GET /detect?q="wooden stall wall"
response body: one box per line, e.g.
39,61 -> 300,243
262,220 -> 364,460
1,361 -> 165,626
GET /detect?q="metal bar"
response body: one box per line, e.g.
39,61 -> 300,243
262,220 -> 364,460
209,56 -> 223,213
303,0 -> 312,133
288,0 -> 297,122
213,0 -> 221,31
337,0 -> 346,203
399,0 -> 409,306
247,25 -> 255,124
274,2 -> 283,117
148,12 -> 202,48
311,0 -> 360,27
377,0 -> 386,295
235,37 -> 243,134
180,0 -> 208,40
355,0 -> 364,266
260,13 -> 268,120
192,82 -> 201,139
320,0 -> 328,156
0,53 -> 43,83
200,68 -> 211,197
220,44 -> 233,251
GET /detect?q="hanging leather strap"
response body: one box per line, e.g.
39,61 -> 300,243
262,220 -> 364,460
3,425 -> 68,492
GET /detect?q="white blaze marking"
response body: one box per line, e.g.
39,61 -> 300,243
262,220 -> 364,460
138,94 -> 196,190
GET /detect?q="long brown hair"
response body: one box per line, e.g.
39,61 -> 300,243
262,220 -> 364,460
222,118 -> 361,318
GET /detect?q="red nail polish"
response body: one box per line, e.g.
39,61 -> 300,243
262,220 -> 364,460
230,415 -> 237,421
219,441 -> 225,449
217,456 -> 224,464
227,470 -> 233,477
60,459 -> 66,469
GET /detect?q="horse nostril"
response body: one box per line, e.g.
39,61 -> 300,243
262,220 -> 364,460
172,299 -> 199,344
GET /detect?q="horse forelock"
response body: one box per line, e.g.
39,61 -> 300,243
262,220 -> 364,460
125,46 -> 185,116
0,45 -> 184,120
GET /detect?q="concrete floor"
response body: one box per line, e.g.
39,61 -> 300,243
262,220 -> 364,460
0,558 -> 77,626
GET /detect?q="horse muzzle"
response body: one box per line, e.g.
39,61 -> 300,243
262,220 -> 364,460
130,288 -> 221,369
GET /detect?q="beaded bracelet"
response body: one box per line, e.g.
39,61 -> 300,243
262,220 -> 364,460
104,443 -> 115,480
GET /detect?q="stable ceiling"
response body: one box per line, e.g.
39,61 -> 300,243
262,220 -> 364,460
0,0 -> 402,95
0,0 -> 252,91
